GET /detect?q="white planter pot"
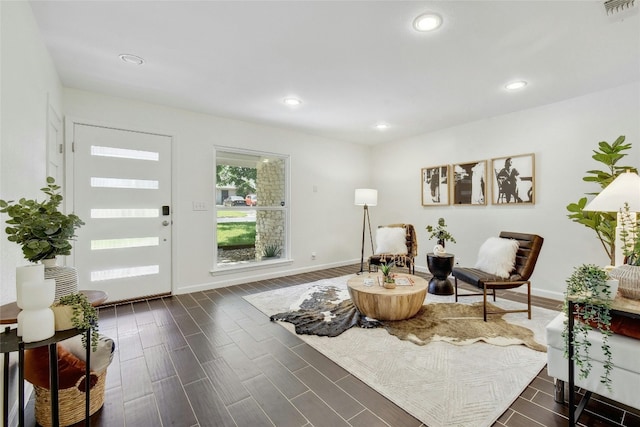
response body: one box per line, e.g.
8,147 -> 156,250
43,257 -> 79,302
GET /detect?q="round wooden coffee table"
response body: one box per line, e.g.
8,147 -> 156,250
347,273 -> 428,321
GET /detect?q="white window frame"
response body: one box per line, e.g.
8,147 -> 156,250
211,146 -> 291,272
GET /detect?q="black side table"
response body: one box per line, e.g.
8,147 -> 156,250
1,327 -> 91,427
426,253 -> 455,295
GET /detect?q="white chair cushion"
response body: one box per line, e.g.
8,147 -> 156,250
375,227 -> 408,255
474,237 -> 519,278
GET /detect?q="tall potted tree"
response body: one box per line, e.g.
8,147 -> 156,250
566,136 -> 637,265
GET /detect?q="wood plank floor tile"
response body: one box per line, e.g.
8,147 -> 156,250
151,375 -> 198,427
292,343 -> 350,382
242,373 -> 308,427
253,354 -> 309,399
346,409 -> 392,427
226,396 -> 275,427
143,344 -> 176,382
290,390 -> 351,427
183,378 -> 237,427
217,343 -> 263,381
168,345 -> 207,385
201,357 -> 251,405
120,356 -> 153,402
294,365 -> 364,419
123,394 -> 161,427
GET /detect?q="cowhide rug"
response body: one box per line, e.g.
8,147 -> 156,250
270,285 -> 545,351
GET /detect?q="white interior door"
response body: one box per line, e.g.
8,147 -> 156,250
71,123 -> 172,303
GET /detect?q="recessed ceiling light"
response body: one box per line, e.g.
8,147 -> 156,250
375,123 -> 390,131
119,54 -> 145,65
505,80 -> 528,91
283,97 -> 302,106
413,13 -> 443,32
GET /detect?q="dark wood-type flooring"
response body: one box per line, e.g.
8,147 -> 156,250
23,264 -> 640,426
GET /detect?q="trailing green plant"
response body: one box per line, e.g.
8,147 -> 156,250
0,177 -> 84,262
562,264 -> 613,390
566,136 -> 637,265
619,202 -> 640,265
426,217 -> 456,248
262,244 -> 282,258
55,293 -> 99,352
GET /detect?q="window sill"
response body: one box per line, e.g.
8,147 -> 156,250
209,258 -> 293,275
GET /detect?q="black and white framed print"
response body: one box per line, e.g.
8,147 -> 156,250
421,165 -> 449,206
452,160 -> 487,205
491,153 -> 535,205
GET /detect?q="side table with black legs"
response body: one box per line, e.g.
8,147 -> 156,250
426,253 -> 455,295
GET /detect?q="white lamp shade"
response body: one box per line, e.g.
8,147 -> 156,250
584,171 -> 640,212
354,189 -> 378,206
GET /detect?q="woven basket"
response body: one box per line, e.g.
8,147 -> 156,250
609,264 -> 640,300
34,370 -> 107,427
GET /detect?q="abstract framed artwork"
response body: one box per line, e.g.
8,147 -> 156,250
491,153 -> 535,205
452,160 -> 487,205
421,165 -> 450,206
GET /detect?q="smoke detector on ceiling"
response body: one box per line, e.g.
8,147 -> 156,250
604,0 -> 636,15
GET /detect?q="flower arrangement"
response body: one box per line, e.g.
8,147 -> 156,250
425,218 -> 456,248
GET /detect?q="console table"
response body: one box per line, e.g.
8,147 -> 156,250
0,290 -> 106,427
566,295 -> 640,426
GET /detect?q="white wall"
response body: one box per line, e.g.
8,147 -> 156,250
0,1 -> 64,422
371,82 -> 640,300
63,88 -> 371,294
1,1 -> 63,305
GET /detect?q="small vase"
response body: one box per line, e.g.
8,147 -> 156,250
43,257 -> 79,302
383,277 -> 396,289
52,304 -> 81,331
16,278 -> 55,342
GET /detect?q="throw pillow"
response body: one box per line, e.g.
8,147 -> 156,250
60,334 -> 115,373
375,227 -> 408,255
24,345 -> 88,389
474,237 -> 519,278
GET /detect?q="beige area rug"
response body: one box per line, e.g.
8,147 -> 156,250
243,275 -> 559,427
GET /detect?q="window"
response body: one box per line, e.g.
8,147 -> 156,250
214,147 -> 289,269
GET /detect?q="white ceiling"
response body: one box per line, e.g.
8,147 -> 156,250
29,1 -> 640,145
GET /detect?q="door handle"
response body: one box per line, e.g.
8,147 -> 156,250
162,220 -> 170,226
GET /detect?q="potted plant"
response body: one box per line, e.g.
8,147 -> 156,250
262,244 -> 282,259
379,262 -> 395,288
426,217 -> 456,248
0,177 -> 84,263
566,136 -> 636,266
563,264 -> 614,389
52,293 -> 99,351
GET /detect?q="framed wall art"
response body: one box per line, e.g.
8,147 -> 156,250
491,153 -> 535,205
452,160 -> 487,205
421,165 -> 450,206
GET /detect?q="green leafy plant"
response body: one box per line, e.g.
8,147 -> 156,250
379,262 -> 394,282
0,177 -> 84,262
262,244 -> 282,258
426,218 -> 456,248
562,264 -> 613,389
55,293 -> 99,351
619,202 -> 640,265
566,136 -> 637,265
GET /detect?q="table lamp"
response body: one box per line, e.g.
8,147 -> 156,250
584,171 -> 640,266
355,189 -> 378,274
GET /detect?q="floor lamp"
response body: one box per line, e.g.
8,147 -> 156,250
355,188 -> 377,274
584,171 -> 640,266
